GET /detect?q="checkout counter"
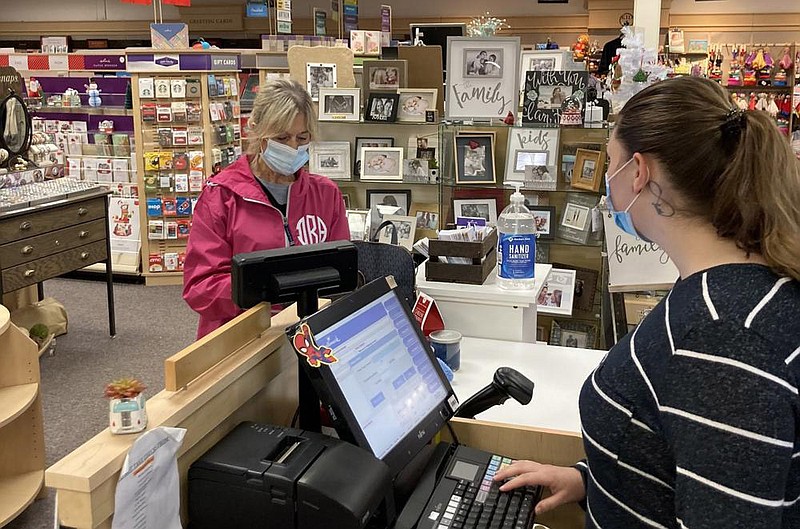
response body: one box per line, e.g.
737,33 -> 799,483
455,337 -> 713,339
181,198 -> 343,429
45,300 -> 604,529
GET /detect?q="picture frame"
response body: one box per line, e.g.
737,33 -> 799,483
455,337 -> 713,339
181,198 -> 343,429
365,92 -> 400,122
366,189 -> 412,238
305,62 -> 337,101
360,146 -> 404,181
536,241 -> 550,263
571,148 -> 604,191
549,319 -> 598,349
318,88 -> 360,122
403,158 -> 430,183
309,141 -> 351,180
529,205 -> 556,240
558,193 -> 598,244
380,214 -> 417,250
397,88 -> 438,123
537,268 -> 577,316
668,29 -> 685,54
518,50 -> 566,91
342,193 -> 351,209
362,59 -> 407,105
454,133 -> 496,184
346,209 -> 370,241
446,36 -> 521,120
552,262 -> 599,314
453,198 -> 498,225
354,136 -> 394,176
522,70 -> 588,126
505,127 -> 560,187
410,202 -> 440,240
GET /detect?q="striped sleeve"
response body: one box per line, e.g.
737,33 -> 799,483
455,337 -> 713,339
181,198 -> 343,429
662,321 -> 796,528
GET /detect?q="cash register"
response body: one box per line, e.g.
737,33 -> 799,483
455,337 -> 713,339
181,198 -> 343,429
188,243 -> 541,529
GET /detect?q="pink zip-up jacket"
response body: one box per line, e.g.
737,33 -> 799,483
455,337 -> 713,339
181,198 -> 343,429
183,156 -> 349,338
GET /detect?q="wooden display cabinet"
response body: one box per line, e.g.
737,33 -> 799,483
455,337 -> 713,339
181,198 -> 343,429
0,304 -> 45,527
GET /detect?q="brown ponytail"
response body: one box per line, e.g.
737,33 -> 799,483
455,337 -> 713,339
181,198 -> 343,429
615,76 -> 800,281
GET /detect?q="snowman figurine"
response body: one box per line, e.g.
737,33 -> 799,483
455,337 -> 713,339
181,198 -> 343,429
85,79 -> 102,108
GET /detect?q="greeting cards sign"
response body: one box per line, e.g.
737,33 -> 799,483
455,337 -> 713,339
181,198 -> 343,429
445,36 -> 520,120
522,70 -> 588,126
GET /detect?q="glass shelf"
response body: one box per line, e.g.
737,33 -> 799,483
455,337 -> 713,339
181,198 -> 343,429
440,182 -> 604,194
337,179 -> 438,186
439,121 -> 609,131
539,238 -> 604,248
318,120 -> 439,127
31,106 -> 134,117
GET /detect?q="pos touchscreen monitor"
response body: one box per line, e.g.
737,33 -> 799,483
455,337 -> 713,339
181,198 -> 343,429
285,277 -> 458,476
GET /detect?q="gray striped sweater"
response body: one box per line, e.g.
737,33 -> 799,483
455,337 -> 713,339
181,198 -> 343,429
578,264 -> 800,528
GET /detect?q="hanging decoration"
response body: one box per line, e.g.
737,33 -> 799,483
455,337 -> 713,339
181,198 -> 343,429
607,26 -> 672,113
466,12 -> 510,37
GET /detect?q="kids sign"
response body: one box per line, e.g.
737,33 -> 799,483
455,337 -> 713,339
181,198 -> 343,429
445,36 -> 521,120
522,70 -> 588,126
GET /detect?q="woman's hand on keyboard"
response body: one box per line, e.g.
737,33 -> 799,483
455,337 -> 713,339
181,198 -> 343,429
492,461 -> 585,515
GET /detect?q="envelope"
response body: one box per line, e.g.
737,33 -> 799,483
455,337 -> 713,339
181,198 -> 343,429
150,23 -> 189,50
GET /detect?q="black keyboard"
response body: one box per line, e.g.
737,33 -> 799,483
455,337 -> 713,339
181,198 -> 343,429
411,445 -> 542,529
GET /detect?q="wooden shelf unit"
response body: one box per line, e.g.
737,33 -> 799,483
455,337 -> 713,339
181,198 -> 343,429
0,304 -> 45,527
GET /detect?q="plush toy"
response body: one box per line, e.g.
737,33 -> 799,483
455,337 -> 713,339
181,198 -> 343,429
85,79 -> 102,108
572,34 -> 590,62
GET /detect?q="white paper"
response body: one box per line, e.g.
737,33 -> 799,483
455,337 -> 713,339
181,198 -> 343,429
112,426 -> 186,529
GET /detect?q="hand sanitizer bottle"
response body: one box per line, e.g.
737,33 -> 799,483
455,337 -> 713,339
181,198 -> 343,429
497,182 -> 536,290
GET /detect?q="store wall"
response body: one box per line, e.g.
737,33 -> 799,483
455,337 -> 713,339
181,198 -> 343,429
669,0 -> 796,14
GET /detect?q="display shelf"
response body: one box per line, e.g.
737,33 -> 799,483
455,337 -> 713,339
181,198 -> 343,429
31,106 -> 134,117
0,384 -> 39,429
82,262 -> 140,275
143,271 -> 184,287
722,84 -> 792,91
0,470 -> 44,527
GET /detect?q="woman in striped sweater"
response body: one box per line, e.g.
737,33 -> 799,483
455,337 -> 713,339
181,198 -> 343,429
496,76 -> 800,528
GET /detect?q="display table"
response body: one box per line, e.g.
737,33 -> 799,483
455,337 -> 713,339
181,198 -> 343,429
450,337 -> 604,433
416,263 -> 552,343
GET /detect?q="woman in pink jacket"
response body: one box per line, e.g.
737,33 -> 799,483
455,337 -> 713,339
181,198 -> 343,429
183,79 -> 350,338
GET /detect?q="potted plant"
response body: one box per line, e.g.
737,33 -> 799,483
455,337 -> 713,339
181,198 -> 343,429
104,378 -> 148,434
28,323 -> 55,356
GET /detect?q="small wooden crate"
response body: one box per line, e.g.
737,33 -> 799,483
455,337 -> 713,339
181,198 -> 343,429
426,228 -> 497,285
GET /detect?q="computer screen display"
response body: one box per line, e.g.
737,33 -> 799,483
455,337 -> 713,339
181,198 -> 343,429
312,289 -> 449,459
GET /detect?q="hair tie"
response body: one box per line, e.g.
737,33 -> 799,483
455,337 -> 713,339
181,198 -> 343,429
720,108 -> 747,147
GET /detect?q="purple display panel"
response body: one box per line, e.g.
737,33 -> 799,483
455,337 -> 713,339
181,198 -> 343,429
83,54 -> 127,70
179,54 -> 211,70
33,76 -> 130,107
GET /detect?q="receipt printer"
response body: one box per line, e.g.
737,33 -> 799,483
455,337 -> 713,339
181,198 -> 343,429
188,422 -> 395,529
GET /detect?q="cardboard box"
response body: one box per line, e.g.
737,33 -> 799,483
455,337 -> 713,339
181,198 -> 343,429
426,228 -> 498,285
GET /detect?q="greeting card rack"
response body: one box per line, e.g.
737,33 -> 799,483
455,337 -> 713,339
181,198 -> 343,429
128,50 -> 242,286
0,304 -> 45,527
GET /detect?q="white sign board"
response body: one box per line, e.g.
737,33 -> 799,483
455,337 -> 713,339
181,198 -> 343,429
603,211 -> 679,292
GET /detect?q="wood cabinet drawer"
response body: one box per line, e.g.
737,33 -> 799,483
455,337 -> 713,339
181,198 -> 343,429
0,197 -> 106,243
0,219 -> 106,268
1,240 -> 107,293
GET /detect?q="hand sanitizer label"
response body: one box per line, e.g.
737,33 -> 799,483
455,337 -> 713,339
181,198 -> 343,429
498,233 -> 536,279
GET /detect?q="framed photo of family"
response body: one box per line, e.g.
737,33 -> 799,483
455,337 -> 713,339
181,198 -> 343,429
453,198 -> 498,225
354,136 -> 394,176
346,209 -> 370,241
379,214 -> 417,250
537,268 -> 576,316
309,141 -> 351,180
365,92 -> 400,122
318,88 -> 360,121
445,36 -> 521,120
362,59 -> 407,105
504,127 -> 560,188
549,319 -> 598,349
359,146 -> 404,181
366,188 -> 412,238
570,148 -> 604,191
552,262 -> 599,313
529,205 -> 556,240
410,202 -> 440,239
397,89 -> 438,123
518,50 -> 568,91
454,133 -> 496,184
306,63 -> 337,101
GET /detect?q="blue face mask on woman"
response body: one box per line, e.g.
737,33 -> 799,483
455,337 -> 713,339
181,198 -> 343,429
261,139 -> 309,176
605,156 -> 652,242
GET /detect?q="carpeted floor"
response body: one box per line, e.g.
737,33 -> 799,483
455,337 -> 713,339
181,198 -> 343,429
6,277 -> 198,529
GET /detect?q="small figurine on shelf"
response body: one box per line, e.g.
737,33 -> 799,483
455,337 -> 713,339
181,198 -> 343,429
743,47 -> 757,86
85,79 -> 102,108
774,47 -> 793,87
192,38 -> 212,50
572,34 -> 590,62
752,48 -> 774,87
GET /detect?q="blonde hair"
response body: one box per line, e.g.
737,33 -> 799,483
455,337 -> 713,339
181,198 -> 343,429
615,76 -> 800,281
246,79 -> 317,156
